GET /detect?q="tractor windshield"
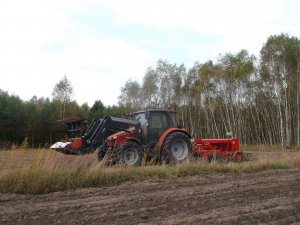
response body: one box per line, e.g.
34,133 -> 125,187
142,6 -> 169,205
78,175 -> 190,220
135,112 -> 147,125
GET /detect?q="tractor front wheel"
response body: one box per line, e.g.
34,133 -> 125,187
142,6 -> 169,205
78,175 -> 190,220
97,149 -> 106,161
120,141 -> 143,166
161,132 -> 191,163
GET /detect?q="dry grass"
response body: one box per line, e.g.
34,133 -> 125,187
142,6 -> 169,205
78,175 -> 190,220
0,147 -> 300,194
241,144 -> 300,152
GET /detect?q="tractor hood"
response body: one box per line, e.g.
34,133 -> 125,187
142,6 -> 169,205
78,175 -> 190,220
106,129 -> 137,147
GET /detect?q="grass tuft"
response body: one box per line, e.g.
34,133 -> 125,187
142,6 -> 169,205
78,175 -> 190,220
271,162 -> 290,170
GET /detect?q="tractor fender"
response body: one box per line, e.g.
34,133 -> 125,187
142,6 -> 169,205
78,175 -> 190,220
156,128 -> 191,151
124,137 -> 143,146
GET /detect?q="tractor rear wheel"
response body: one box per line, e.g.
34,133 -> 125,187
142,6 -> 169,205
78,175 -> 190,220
161,132 -> 191,163
120,141 -> 142,166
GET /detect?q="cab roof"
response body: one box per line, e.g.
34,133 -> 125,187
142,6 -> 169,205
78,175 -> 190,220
132,109 -> 175,115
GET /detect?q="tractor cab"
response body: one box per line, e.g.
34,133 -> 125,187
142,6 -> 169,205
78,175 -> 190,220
133,109 -> 176,146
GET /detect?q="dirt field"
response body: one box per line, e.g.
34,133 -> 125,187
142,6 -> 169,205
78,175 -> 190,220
1,168 -> 300,225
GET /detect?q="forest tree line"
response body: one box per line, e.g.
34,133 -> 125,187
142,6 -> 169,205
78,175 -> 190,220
118,34 -> 300,147
1,33 -> 299,148
0,90 -> 122,148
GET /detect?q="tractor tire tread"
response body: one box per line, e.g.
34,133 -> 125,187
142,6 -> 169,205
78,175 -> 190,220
119,141 -> 143,167
161,131 -> 192,163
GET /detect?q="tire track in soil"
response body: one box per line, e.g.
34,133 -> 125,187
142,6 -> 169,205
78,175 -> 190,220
1,168 -> 300,225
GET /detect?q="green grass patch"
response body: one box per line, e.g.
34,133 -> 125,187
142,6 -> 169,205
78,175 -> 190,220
271,162 -> 290,170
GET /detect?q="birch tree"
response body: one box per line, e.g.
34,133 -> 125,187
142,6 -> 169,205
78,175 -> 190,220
52,75 -> 73,123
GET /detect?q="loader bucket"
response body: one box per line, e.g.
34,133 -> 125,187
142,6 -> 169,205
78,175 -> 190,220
50,138 -> 83,155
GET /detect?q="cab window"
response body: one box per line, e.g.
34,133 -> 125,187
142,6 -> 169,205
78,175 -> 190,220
135,113 -> 147,125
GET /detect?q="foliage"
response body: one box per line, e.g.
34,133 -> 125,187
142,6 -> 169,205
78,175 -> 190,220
52,75 -> 74,122
88,100 -> 106,121
118,79 -> 142,112
0,90 -> 25,143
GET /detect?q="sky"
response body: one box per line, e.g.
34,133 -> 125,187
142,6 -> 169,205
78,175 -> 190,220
0,0 -> 299,107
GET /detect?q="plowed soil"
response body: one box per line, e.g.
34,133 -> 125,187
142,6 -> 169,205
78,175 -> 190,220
1,168 -> 300,225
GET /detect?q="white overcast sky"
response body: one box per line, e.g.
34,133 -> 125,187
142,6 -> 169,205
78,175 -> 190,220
0,0 -> 299,106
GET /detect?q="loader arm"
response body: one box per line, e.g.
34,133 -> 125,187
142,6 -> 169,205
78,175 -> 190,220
51,116 -> 139,155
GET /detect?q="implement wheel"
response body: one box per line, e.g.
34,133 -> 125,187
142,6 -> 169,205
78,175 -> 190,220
233,151 -> 243,162
161,132 -> 191,163
120,141 -> 142,166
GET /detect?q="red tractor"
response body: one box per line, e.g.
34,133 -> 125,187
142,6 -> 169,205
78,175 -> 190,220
51,109 -> 250,165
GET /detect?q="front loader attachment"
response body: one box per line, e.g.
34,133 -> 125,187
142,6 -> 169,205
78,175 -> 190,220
50,138 -> 83,155
51,116 -> 139,155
